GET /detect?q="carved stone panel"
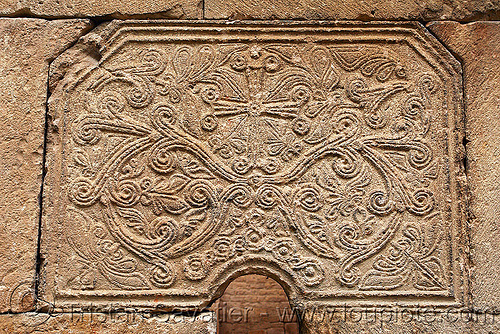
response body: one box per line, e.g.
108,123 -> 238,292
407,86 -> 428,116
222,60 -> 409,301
42,21 -> 467,310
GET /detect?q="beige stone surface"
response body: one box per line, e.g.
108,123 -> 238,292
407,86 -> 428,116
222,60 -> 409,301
42,21 -> 466,312
300,307 -> 498,333
0,18 -> 92,313
205,0 -> 500,21
0,0 -> 201,19
0,311 -> 216,333
428,21 -> 500,311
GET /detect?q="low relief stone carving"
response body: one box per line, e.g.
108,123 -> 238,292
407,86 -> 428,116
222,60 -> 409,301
43,22 -> 467,309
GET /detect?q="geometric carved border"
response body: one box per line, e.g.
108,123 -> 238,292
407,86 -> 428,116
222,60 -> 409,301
41,21 -> 467,310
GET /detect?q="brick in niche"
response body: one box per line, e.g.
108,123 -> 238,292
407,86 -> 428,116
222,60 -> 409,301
42,21 -> 467,311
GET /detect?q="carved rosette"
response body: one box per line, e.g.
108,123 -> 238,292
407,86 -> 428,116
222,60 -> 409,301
47,22 -> 465,308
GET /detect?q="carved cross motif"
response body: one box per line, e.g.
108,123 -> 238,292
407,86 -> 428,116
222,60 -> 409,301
43,22 -> 466,309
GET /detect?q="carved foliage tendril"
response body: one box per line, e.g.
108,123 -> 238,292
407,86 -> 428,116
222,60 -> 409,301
66,207 -> 151,290
360,213 -> 446,291
66,41 -> 448,294
183,184 -> 325,286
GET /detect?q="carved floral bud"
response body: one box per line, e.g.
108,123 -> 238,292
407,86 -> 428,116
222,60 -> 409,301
213,237 -> 232,261
296,186 -> 323,212
201,114 -> 218,132
264,55 -> 281,73
184,254 -> 208,281
230,52 -> 247,71
201,86 -> 220,104
292,117 -> 310,136
272,239 -> 296,262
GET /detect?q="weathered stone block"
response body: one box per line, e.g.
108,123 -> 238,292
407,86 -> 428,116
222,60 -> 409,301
0,18 -> 91,313
300,307 -> 498,334
428,21 -> 500,311
0,311 -> 216,333
42,21 -> 466,313
0,0 -> 202,19
205,0 -> 500,21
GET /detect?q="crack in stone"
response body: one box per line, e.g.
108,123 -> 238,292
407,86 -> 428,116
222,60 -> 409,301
34,23 -> 96,307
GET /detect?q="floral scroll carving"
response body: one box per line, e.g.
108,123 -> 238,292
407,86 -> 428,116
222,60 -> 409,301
47,23 -> 464,308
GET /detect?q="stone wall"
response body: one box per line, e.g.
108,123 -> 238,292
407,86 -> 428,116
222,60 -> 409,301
0,1 -> 499,334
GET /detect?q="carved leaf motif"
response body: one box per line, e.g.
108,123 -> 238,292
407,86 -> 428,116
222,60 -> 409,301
264,45 -> 302,64
178,153 -> 215,179
152,174 -> 190,195
191,45 -> 215,80
360,272 -> 408,290
67,208 -> 151,290
267,139 -> 286,156
149,197 -> 188,215
304,113 -> 333,144
161,197 -> 189,215
118,207 -> 148,235
141,174 -> 192,215
73,149 -> 94,177
185,207 -> 207,223
73,149 -> 92,169
67,263 -> 97,290
266,71 -> 311,102
413,256 -> 444,290
210,68 -> 246,101
62,36 -> 455,297
305,215 -> 328,242
99,261 -> 150,290
151,199 -> 164,216
309,47 -> 339,90
173,46 -> 193,81
329,46 -> 404,82
360,220 -> 445,291
385,152 -> 411,172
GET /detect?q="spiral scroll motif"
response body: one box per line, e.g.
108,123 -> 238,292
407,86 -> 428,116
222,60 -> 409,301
151,264 -> 176,288
64,39 -> 451,297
